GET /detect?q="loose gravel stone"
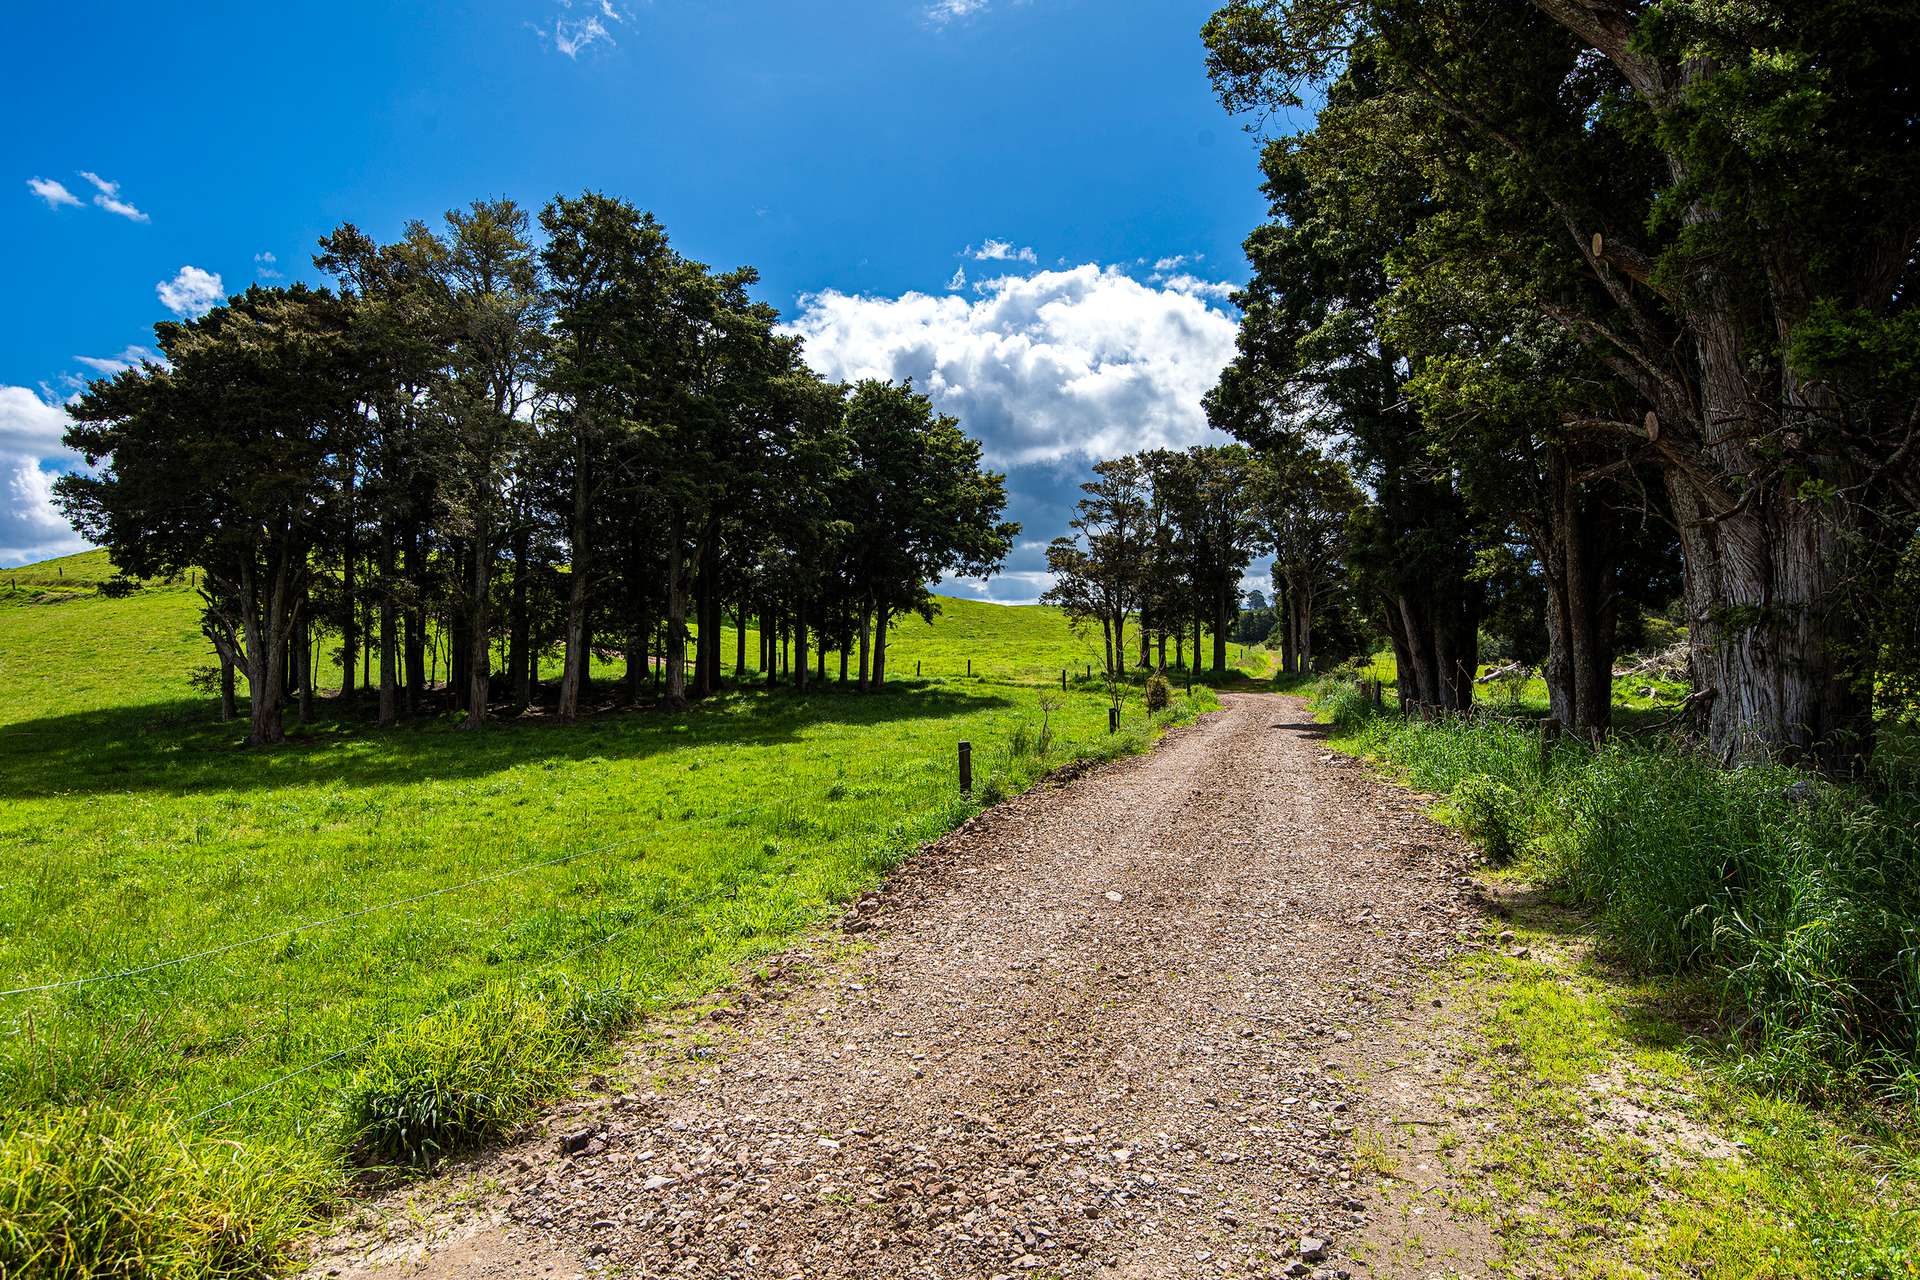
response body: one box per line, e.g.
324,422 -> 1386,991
307,693 -> 1482,1280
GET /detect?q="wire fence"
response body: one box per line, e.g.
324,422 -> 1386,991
2,688 -> 1181,1129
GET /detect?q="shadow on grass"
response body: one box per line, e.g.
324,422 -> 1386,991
1482,880 -> 1716,1056
0,682 -> 1016,801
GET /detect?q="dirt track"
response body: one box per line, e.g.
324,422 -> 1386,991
313,692 -> 1486,1280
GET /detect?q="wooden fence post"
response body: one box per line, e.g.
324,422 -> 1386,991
1108,706 -> 1119,734
958,740 -> 972,793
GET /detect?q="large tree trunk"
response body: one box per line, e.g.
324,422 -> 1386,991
693,551 -> 712,699
736,598 -> 748,680
1667,469 -> 1869,766
795,598 -> 810,691
508,525 -> 531,708
1535,452 -> 1618,735
871,603 -> 889,691
663,506 -> 690,711
465,537 -> 490,729
403,522 -> 425,712
378,523 -> 397,726
1297,578 -> 1315,675
217,638 -> 236,723
1212,582 -> 1230,673
295,617 -> 313,726
237,555 -> 291,746
1382,602 -> 1416,712
856,602 -> 872,691
557,553 -> 589,722
339,466 -> 357,703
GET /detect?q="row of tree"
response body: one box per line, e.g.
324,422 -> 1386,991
57,195 -> 1017,745
1040,443 -> 1367,682
1198,0 -> 1920,767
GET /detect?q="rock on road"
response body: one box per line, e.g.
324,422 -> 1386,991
316,692 -> 1484,1280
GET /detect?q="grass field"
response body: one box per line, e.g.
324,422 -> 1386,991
0,551 -> 1232,1277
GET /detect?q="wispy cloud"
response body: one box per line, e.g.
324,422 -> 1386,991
1160,273 -> 1240,301
78,171 -> 149,222
26,177 -> 82,210
536,0 -> 624,58
927,0 -> 990,24
74,346 -> 160,376
254,251 -> 283,280
946,266 -> 967,291
970,238 -> 1038,264
157,266 -> 224,318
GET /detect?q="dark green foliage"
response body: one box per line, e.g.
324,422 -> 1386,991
1451,775 -> 1523,865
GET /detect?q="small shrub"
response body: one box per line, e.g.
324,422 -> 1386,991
979,773 -> 1007,805
1144,674 -> 1171,712
1452,774 -> 1525,864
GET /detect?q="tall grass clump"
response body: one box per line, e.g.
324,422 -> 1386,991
1550,746 -> 1920,1100
0,1107 -> 330,1279
1317,682 -> 1920,1106
339,978 -> 637,1165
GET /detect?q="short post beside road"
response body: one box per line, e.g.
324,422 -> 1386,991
1108,706 -> 1119,734
967,658 -> 972,676
958,740 -> 972,793
1060,669 -> 1066,691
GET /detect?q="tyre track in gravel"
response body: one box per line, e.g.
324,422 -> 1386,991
312,692 -> 1485,1280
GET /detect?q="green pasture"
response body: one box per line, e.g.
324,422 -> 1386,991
0,551 -> 1220,1276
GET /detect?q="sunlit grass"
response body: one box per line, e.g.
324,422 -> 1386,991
0,551 -> 1220,1277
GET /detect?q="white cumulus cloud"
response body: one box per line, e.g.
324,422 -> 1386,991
27,177 -> 82,209
0,388 -> 88,566
254,251 -> 283,280
784,263 -> 1243,602
786,264 -> 1240,469
156,265 -> 224,318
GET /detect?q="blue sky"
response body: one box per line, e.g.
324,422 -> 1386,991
1,0 -> 1279,595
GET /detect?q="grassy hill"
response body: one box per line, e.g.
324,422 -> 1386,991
0,550 -> 1239,1278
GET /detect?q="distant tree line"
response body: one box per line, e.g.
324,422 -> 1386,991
57,195 -> 1017,745
1196,0 -> 1920,768
1040,443 -> 1369,682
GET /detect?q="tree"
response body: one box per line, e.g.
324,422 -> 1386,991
840,380 -> 1018,690
1043,456 -> 1154,682
1251,443 -> 1361,675
438,201 -> 547,728
58,286 -> 359,745
1205,0 -> 1920,763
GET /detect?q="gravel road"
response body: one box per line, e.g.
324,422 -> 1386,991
315,692 -> 1484,1280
